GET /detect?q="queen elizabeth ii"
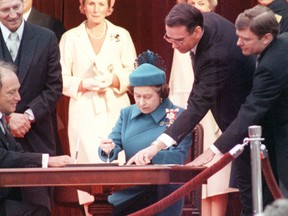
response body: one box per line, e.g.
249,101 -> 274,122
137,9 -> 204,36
99,50 -> 193,216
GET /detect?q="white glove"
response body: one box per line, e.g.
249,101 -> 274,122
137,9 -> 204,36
82,76 -> 101,91
97,73 -> 114,90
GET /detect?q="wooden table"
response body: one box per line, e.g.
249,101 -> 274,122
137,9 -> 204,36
0,164 -> 204,187
0,164 -> 205,215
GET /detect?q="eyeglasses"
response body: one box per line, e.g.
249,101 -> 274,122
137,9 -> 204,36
163,33 -> 191,46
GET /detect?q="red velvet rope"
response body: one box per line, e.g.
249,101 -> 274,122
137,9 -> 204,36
128,148 -> 283,216
261,157 -> 283,200
128,153 -> 235,216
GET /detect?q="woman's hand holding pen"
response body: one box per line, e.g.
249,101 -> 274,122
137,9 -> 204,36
100,138 -> 115,155
100,138 -> 115,163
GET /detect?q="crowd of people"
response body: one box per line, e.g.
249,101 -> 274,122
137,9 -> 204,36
0,0 -> 288,216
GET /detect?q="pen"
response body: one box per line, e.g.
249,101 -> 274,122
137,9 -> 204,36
74,137 -> 80,164
99,136 -> 112,163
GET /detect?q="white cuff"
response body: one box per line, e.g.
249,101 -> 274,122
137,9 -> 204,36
210,144 -> 222,155
157,133 -> 176,148
42,154 -> 49,168
25,109 -> 35,121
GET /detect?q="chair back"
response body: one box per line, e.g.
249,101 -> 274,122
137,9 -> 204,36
182,123 -> 204,216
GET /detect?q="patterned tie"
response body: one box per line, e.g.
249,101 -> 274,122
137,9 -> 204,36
0,116 -> 11,148
7,32 -> 19,61
0,116 -> 8,135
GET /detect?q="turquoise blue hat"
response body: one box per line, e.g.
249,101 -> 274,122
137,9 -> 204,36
129,63 -> 166,86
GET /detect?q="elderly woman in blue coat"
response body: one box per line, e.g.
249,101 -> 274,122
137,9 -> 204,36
98,51 -> 192,216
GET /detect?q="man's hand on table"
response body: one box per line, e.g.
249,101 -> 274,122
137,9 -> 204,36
48,155 -> 74,167
186,148 -> 215,166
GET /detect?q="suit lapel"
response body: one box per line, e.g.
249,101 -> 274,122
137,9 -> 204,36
0,129 -> 10,149
0,33 -> 5,60
0,29 -> 14,63
18,22 -> 37,84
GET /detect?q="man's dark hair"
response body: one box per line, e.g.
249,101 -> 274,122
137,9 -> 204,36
165,3 -> 204,33
235,5 -> 279,39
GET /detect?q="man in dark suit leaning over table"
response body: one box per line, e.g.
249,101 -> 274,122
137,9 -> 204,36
0,61 -> 74,216
192,6 -> 288,215
129,3 -> 255,164
127,2 -> 255,214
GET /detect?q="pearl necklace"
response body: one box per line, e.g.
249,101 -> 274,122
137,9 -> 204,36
86,23 -> 106,40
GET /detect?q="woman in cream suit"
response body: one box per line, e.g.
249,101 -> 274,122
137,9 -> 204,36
59,0 -> 136,214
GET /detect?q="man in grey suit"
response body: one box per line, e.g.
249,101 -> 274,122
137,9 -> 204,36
0,0 -> 62,213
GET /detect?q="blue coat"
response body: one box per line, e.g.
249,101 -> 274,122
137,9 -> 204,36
98,98 -> 192,215
99,98 -> 192,164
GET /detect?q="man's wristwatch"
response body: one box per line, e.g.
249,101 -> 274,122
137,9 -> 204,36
24,112 -> 34,122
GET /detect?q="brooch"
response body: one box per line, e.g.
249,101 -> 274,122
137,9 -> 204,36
110,34 -> 120,42
164,108 -> 179,127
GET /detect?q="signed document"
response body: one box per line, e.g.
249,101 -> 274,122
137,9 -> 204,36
65,163 -> 119,167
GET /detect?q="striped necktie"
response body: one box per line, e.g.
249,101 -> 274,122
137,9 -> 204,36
0,116 -> 8,135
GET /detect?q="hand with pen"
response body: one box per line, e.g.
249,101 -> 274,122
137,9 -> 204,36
99,138 -> 115,163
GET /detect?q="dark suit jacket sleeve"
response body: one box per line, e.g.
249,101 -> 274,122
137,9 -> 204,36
164,57 -> 229,144
27,32 -> 62,120
214,66 -> 284,153
153,132 -> 192,164
0,143 -> 42,168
